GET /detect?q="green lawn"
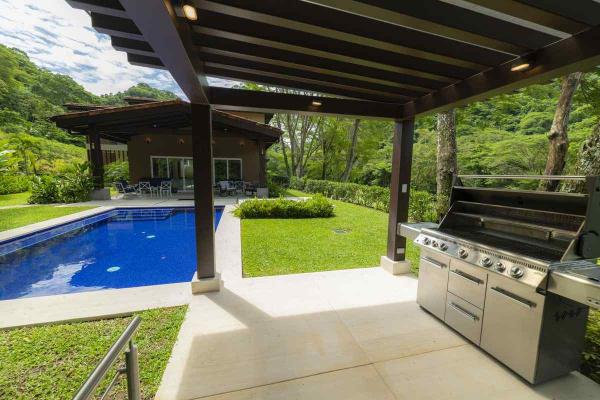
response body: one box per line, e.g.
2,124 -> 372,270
0,306 -> 187,400
0,205 -> 96,232
240,190 -> 419,277
0,192 -> 31,207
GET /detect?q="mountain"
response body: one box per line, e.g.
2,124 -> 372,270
0,44 -> 177,146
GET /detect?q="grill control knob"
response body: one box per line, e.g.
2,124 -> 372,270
481,257 -> 493,268
423,237 -> 431,245
440,243 -> 448,251
510,266 -> 525,279
495,262 -> 506,273
458,248 -> 468,259
432,240 -> 439,248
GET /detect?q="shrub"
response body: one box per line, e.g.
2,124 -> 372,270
267,179 -> 286,198
0,175 -> 31,195
234,195 -> 334,219
29,176 -> 60,204
29,163 -> 93,204
291,178 -> 437,222
58,162 -> 94,203
104,161 -> 129,184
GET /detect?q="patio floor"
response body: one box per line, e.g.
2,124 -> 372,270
155,268 -> 599,400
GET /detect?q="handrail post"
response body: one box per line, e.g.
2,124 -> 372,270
125,340 -> 141,400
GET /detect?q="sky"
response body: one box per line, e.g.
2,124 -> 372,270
0,0 -> 235,98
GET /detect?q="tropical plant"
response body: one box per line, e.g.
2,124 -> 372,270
58,162 -> 94,203
104,161 -> 129,184
28,176 -> 60,204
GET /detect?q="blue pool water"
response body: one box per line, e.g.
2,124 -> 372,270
0,207 -> 223,300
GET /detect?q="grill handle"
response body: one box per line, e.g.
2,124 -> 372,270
490,287 -> 536,309
448,302 -> 479,321
450,269 -> 482,285
422,257 -> 446,269
457,175 -> 586,181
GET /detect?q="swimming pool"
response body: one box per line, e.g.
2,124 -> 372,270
0,207 -> 223,301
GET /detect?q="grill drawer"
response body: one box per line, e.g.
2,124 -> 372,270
448,259 -> 488,308
445,292 -> 483,345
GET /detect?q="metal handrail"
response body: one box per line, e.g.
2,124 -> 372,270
73,316 -> 142,400
457,175 -> 586,181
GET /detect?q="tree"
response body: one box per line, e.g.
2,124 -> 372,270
539,72 -> 584,191
436,109 -> 457,218
564,122 -> 600,193
340,119 -> 360,182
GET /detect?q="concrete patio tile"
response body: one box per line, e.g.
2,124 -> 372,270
155,308 -> 369,400
200,365 -> 396,400
336,301 -> 467,363
374,345 -> 600,400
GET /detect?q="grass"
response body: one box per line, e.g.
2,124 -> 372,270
0,192 -> 31,207
0,205 -> 96,232
0,306 -> 187,400
240,189 -> 419,277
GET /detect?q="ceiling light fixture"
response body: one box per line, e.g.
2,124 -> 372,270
311,100 -> 322,107
182,4 -> 198,21
510,56 -> 534,72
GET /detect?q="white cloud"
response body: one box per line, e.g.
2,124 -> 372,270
0,0 -> 237,98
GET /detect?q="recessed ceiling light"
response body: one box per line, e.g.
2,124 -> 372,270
511,62 -> 531,72
182,4 -> 198,21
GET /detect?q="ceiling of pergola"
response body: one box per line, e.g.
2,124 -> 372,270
67,0 -> 600,118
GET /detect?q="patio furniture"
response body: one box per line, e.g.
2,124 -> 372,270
217,180 -> 236,196
244,181 -> 257,196
137,181 -> 158,196
114,181 -> 138,197
159,180 -> 172,197
233,180 -> 244,195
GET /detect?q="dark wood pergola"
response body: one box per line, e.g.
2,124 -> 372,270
65,0 -> 600,289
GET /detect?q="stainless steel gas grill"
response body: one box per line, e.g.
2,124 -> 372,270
414,175 -> 600,384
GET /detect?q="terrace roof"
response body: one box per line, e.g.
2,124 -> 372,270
66,0 -> 600,119
52,99 -> 283,144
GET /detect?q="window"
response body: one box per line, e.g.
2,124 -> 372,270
213,159 -> 243,183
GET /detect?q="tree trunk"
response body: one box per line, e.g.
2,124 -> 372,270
563,121 -> 600,193
341,119 -> 360,182
539,72 -> 584,191
436,109 -> 457,219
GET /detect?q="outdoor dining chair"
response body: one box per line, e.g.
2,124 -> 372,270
159,180 -> 172,197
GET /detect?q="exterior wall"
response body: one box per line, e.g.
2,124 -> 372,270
127,134 -> 260,185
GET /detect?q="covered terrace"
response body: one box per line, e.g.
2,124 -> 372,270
60,0 -> 600,398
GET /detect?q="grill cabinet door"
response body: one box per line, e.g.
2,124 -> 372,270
417,251 -> 450,320
480,274 -> 545,383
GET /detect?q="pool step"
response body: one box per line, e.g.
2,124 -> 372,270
111,208 -> 175,222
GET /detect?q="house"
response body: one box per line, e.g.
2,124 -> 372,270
53,97 -> 282,196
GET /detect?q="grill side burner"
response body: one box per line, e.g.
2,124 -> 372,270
414,175 -> 600,384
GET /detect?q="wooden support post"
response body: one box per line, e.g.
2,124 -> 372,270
191,103 -> 216,280
258,139 -> 267,187
88,125 -> 104,190
386,118 -> 415,262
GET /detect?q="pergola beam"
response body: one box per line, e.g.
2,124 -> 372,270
209,88 -> 401,119
119,0 -> 209,103
403,24 -> 600,118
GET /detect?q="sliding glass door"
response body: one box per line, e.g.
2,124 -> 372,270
151,156 -> 194,191
151,156 -> 243,190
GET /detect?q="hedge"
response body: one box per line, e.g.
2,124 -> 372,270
234,195 -> 334,219
290,177 -> 436,222
0,175 -> 31,195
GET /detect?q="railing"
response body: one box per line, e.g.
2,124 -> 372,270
457,175 -> 587,181
72,316 -> 142,400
